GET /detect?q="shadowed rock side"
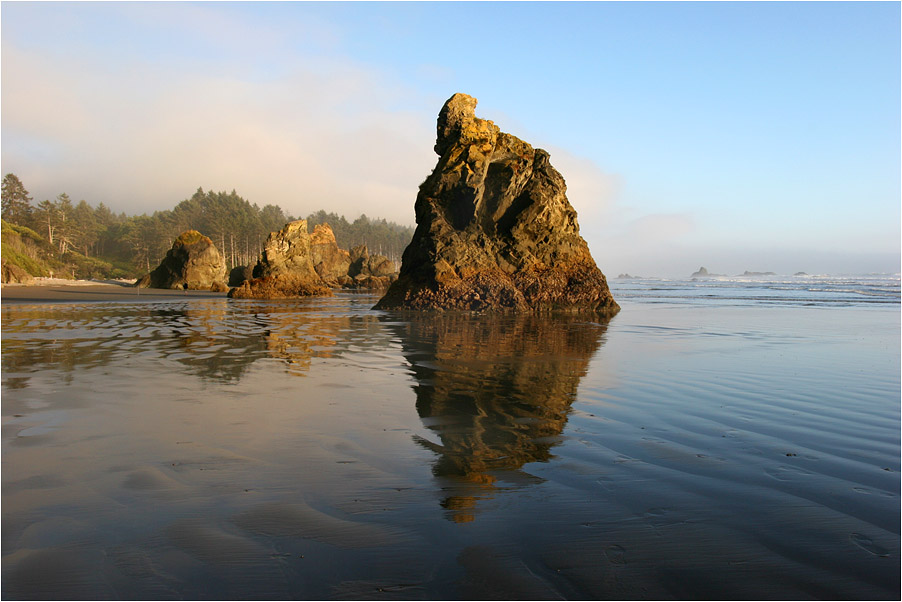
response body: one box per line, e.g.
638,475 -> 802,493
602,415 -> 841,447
342,244 -> 397,290
228,265 -> 254,287
229,220 -> 332,299
136,230 -> 228,291
385,312 -> 609,522
375,93 -> 619,314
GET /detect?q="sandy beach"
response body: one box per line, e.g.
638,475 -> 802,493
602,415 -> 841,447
1,279 -> 229,304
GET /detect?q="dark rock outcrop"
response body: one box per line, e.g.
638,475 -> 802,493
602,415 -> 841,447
228,265 -> 253,287
1,259 -> 34,284
229,220 -> 331,299
690,266 -> 726,278
137,230 -> 227,290
374,93 -> 618,314
341,244 -> 397,289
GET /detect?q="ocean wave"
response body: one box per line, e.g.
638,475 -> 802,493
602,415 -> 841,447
609,275 -> 901,307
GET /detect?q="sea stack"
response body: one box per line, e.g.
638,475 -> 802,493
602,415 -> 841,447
228,220 -> 332,299
136,230 -> 227,291
374,93 -> 619,314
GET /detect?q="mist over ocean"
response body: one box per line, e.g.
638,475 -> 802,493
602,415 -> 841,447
2,275 -> 899,599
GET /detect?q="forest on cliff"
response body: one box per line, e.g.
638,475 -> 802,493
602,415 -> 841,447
0,173 -> 414,280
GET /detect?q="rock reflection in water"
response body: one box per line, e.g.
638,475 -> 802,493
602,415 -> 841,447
1,299 -> 388,387
387,312 -> 609,522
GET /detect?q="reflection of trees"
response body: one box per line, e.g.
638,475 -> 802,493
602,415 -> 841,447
150,302 -> 390,381
386,313 -> 609,522
1,300 -> 391,387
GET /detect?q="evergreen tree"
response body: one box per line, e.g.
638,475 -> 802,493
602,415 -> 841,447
1,173 -> 33,225
54,193 -> 74,254
34,199 -> 57,244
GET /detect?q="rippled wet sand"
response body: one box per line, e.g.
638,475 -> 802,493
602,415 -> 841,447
2,294 -> 899,599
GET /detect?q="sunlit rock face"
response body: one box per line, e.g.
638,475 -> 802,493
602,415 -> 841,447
229,220 -> 332,299
387,312 -> 609,522
310,223 -> 352,284
374,93 -> 619,314
138,230 -> 227,291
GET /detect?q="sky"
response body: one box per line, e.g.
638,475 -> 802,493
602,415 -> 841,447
2,1 -> 899,277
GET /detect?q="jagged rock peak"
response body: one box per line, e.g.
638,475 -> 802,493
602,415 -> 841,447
374,93 -> 619,314
310,222 -> 338,246
434,93 -> 499,156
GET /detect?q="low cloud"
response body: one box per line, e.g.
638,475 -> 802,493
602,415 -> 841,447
2,32 -> 438,224
545,147 -> 622,225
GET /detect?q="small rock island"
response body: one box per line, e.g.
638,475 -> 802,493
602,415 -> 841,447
374,93 -> 619,315
136,230 -> 228,291
229,219 -> 332,299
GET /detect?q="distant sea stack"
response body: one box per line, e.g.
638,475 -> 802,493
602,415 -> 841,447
374,93 -> 619,314
690,266 -> 725,278
136,230 -> 228,291
343,244 -> 397,290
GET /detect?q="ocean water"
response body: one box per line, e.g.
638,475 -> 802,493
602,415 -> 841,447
2,276 -> 899,599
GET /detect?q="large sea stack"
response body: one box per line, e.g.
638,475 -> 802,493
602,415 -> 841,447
136,230 -> 227,290
374,93 -> 619,314
229,220 -> 331,299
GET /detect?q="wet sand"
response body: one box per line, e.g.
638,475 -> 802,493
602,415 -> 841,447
2,292 -> 899,599
1,280 -> 229,304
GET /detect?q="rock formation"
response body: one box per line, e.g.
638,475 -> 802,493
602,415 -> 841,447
137,230 -> 227,290
340,244 -> 397,289
374,93 -> 619,314
228,265 -> 253,287
228,220 -> 331,299
310,223 -> 352,285
1,259 -> 34,284
690,266 -> 727,278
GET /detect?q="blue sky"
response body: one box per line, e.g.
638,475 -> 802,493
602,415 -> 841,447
2,1 -> 899,276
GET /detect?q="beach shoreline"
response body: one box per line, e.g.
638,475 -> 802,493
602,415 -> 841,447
1,279 -> 229,303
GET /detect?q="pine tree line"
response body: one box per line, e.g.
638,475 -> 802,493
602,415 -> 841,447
1,174 -> 414,279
